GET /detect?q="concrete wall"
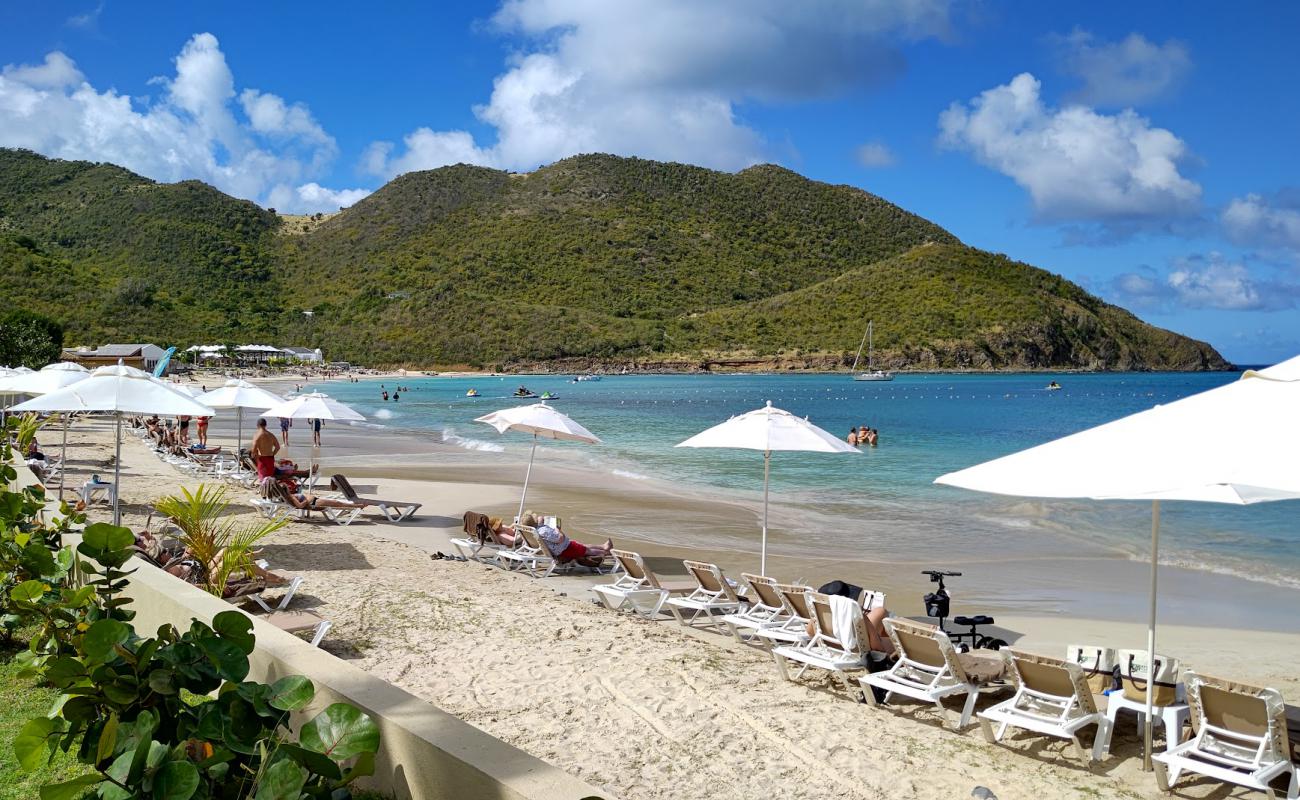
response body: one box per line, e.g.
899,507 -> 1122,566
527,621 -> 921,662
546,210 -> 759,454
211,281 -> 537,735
114,554 -> 610,800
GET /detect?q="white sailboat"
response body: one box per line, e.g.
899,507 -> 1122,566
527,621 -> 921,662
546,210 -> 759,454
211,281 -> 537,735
851,320 -> 894,381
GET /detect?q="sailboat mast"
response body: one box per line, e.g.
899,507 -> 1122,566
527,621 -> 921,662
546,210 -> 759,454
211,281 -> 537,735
867,320 -> 874,371
850,322 -> 870,373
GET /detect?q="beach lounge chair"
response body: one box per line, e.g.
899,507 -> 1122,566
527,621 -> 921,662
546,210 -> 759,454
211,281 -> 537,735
772,591 -> 874,694
330,474 -> 421,522
665,560 -> 743,631
753,582 -> 815,649
590,549 -> 694,619
978,649 -> 1113,764
861,618 -> 983,730
250,481 -> 363,526
719,574 -> 790,643
1154,671 -> 1298,800
494,524 -> 557,577
450,511 -> 511,562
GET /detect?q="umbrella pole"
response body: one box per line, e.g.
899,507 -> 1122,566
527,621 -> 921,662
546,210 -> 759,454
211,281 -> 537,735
237,408 -> 243,453
761,450 -> 771,575
112,412 -> 122,526
58,413 -> 69,500
517,434 -> 538,523
1142,499 -> 1161,772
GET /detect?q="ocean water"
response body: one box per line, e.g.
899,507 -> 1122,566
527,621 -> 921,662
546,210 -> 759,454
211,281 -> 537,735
313,371 -> 1300,589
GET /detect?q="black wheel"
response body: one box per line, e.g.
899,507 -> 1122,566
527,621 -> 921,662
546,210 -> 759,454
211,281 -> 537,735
986,638 -> 1008,651
975,635 -> 995,650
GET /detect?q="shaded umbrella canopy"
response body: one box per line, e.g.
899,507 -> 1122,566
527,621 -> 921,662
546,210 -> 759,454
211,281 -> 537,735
195,379 -> 283,411
475,401 -> 600,522
260,392 -> 364,422
11,363 -> 215,416
11,363 -> 215,525
934,355 -> 1300,769
0,362 -> 90,395
676,401 -> 858,574
474,402 -> 601,443
934,355 -> 1300,504
676,401 -> 858,454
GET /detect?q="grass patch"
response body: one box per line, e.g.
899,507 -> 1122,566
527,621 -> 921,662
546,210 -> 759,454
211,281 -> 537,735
0,638 -> 96,800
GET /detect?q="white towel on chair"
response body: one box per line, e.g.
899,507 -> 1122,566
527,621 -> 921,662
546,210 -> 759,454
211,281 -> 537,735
829,594 -> 859,650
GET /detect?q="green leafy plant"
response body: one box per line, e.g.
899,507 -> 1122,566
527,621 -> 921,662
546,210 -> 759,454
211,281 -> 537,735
154,485 -> 288,599
16,610 -> 379,799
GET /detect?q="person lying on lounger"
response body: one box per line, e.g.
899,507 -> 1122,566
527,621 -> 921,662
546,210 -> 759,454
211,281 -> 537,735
283,487 -> 369,513
812,579 -> 895,656
521,512 -> 613,567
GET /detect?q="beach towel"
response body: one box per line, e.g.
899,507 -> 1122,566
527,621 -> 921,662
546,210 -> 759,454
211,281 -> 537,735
829,594 -> 860,651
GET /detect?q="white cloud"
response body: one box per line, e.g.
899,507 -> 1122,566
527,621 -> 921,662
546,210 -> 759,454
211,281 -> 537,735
266,182 -> 369,213
1111,253 -> 1298,311
1052,29 -> 1191,107
855,141 -> 896,168
938,72 -> 1201,224
2,52 -> 84,89
1222,192 -> 1300,251
362,0 -> 953,178
0,35 -> 368,214
66,2 -> 104,29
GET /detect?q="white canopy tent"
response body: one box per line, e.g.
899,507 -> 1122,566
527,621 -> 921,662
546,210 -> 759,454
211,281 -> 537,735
0,362 -> 91,498
474,402 -> 601,523
934,356 -> 1300,768
676,401 -> 860,575
12,363 -> 214,524
194,379 -> 284,450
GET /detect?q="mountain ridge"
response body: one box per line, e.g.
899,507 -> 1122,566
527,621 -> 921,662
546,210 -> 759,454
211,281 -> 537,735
0,148 -> 1230,371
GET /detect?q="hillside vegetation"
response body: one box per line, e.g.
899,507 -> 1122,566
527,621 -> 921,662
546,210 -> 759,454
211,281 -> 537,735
0,148 -> 1228,370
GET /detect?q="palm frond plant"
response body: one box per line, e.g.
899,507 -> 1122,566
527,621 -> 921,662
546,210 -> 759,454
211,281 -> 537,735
155,483 -> 288,598
14,412 -> 49,453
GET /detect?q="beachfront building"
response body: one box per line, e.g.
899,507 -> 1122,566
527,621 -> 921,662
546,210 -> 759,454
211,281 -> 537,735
234,344 -> 283,364
281,346 -> 324,362
62,343 -> 169,373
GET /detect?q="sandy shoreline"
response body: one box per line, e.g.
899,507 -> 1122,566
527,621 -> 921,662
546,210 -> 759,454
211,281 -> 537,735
35,410 -> 1299,800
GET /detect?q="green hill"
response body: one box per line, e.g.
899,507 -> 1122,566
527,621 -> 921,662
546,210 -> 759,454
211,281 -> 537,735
0,148 -> 1228,371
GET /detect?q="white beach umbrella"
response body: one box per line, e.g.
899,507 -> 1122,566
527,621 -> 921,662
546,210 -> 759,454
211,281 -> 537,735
259,392 -> 364,473
676,401 -> 860,575
12,363 -> 214,525
475,402 -> 601,522
260,391 -> 364,424
194,379 -> 284,449
934,355 -> 1300,768
0,362 -> 91,499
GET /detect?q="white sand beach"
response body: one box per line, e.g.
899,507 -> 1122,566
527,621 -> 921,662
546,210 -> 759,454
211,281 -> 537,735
49,411 -> 1300,800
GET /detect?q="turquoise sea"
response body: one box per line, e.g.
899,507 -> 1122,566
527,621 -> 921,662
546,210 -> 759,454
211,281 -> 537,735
312,371 -> 1300,590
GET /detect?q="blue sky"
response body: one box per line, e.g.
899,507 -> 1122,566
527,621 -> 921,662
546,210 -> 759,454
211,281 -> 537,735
2,1 -> 1298,364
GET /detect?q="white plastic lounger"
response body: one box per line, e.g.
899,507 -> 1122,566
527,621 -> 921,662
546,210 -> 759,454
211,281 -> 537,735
449,514 -> 513,562
720,574 -> 790,643
494,525 -> 556,577
591,550 -> 693,619
772,591 -> 874,695
1154,671 -> 1297,800
862,618 -> 982,730
665,560 -> 743,631
330,474 -> 421,521
978,649 -> 1113,764
753,583 -> 814,649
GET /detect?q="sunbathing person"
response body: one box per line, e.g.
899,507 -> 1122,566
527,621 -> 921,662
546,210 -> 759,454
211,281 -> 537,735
814,579 -> 895,656
263,479 -> 369,513
521,513 -> 613,567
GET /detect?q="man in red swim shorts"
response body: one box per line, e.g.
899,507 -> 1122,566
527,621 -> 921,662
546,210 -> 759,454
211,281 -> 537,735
250,417 -> 280,479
